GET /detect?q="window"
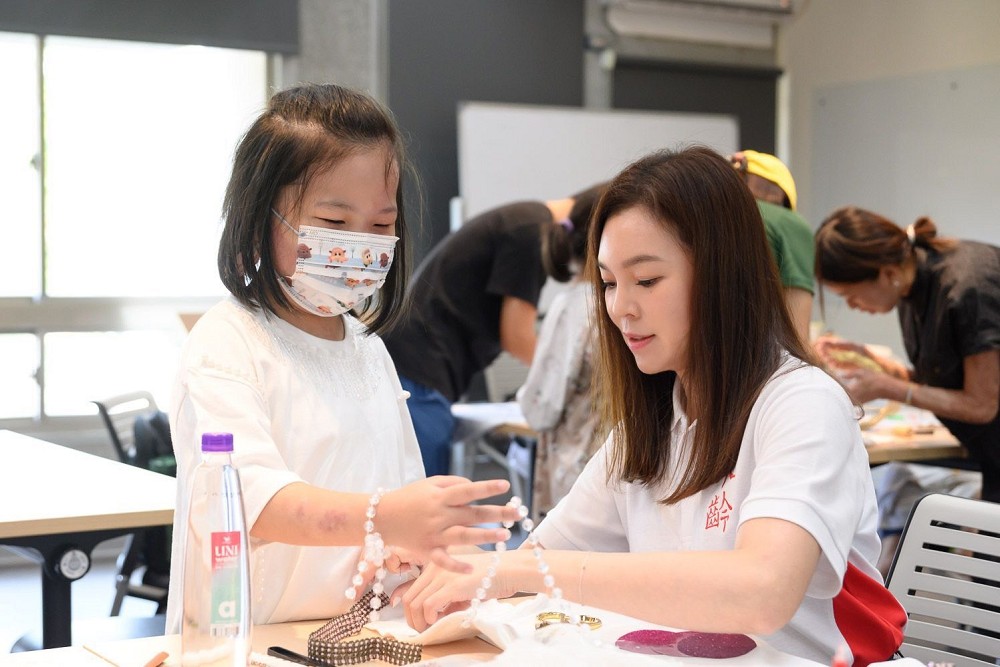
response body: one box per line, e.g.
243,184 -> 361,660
0,32 -> 41,299
0,32 -> 270,437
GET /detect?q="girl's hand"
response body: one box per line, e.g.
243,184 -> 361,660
345,545 -> 424,601
377,477 -> 518,574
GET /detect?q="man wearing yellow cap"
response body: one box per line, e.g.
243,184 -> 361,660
731,150 -> 814,345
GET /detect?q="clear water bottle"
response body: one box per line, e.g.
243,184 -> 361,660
181,433 -> 252,666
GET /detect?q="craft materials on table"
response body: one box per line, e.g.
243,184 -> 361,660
861,400 -> 943,442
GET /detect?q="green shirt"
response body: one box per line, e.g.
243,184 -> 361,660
758,200 -> 815,294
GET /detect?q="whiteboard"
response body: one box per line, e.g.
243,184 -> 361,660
456,102 -> 738,401
810,62 -> 1000,357
457,102 -> 739,219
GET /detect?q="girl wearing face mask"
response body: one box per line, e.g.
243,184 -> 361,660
165,84 -> 519,631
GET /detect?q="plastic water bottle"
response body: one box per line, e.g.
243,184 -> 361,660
181,433 -> 252,666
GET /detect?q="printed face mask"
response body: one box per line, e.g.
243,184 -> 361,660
273,209 -> 397,317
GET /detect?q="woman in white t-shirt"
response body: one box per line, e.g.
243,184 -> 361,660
166,83 -> 519,630
396,147 -> 906,666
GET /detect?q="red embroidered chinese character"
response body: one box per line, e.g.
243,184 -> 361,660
705,495 -> 721,529
705,491 -> 734,531
718,490 -> 733,531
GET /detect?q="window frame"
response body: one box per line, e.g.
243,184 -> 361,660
0,32 -> 277,448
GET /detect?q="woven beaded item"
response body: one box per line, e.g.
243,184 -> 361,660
308,590 -> 422,666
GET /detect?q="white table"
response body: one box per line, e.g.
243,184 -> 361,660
0,430 -> 176,649
450,402 -> 537,500
0,619 -> 496,666
0,604 -> 829,666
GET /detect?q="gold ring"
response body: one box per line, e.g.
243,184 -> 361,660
577,614 -> 602,630
535,611 -> 573,629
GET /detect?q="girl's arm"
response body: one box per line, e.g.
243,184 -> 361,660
252,477 -> 518,572
399,516 -> 820,634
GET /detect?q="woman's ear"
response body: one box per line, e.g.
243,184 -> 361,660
879,264 -> 904,289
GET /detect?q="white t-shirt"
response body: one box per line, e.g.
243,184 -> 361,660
535,358 -> 901,665
165,298 -> 423,631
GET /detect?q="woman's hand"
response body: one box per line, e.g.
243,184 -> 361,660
377,477 -> 518,574
394,551 -> 514,631
837,368 -> 890,404
813,336 -> 908,379
813,336 -> 879,371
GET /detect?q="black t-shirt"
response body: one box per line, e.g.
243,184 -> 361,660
383,201 -> 550,401
898,242 -> 1000,500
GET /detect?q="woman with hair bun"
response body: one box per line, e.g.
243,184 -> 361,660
814,207 -> 1000,570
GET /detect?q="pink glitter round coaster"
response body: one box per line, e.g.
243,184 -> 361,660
616,630 -> 756,658
615,629 -> 684,655
676,632 -> 756,658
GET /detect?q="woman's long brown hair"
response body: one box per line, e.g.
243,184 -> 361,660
586,146 -> 811,503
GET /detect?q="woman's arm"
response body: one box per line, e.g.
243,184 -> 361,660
840,349 -> 999,423
399,516 -> 820,634
499,295 -> 538,366
907,349 -> 1000,423
784,287 -> 813,348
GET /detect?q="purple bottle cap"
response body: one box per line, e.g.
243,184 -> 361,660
201,432 -> 234,452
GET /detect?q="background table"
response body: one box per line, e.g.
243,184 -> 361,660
864,426 -> 967,465
860,403 -> 967,465
0,430 -> 176,649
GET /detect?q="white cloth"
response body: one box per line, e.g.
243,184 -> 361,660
371,595 -> 823,666
165,298 -> 423,631
534,358 -> 885,665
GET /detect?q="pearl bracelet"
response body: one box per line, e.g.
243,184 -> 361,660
345,487 -> 390,623
464,495 -> 562,627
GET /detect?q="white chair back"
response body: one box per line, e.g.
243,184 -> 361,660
886,493 -> 1000,666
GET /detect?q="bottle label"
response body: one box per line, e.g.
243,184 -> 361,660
210,530 -> 242,635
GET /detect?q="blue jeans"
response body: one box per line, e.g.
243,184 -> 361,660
399,376 -> 455,477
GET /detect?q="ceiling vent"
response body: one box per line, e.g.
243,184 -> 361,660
604,0 -> 800,49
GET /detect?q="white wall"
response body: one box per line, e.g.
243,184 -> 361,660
779,0 -> 1000,356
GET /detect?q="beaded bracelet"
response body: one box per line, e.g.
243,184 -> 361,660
464,496 -> 562,628
345,487 -> 389,623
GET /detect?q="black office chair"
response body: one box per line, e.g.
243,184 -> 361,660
92,391 -> 159,465
92,393 -> 174,617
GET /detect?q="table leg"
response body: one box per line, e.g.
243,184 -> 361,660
40,570 -> 73,649
3,527 -> 153,650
